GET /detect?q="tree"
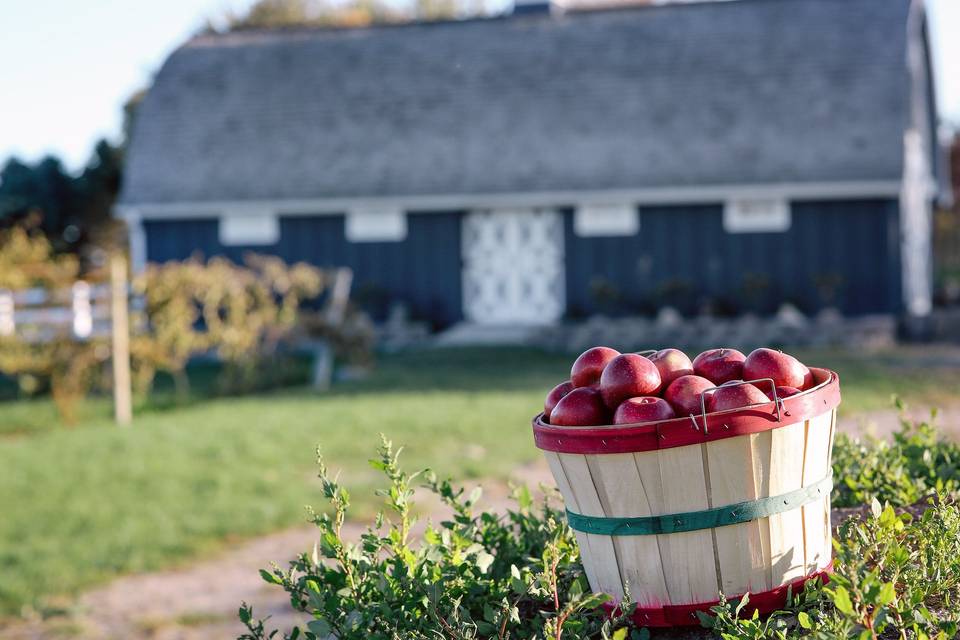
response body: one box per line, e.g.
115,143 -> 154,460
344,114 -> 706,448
218,0 -> 475,31
0,140 -> 124,252
0,156 -> 79,240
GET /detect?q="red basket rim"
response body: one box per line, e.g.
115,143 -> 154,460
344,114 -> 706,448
532,367 -> 840,454
601,563 -> 832,627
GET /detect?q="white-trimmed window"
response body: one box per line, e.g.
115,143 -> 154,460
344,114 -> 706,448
573,203 -> 639,237
219,213 -> 280,245
723,198 -> 791,233
345,206 -> 407,242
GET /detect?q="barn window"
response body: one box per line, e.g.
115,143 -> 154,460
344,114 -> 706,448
346,207 -> 407,242
219,213 -> 280,245
723,198 -> 791,233
573,203 -> 639,237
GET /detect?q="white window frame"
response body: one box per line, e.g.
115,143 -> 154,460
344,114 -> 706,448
723,197 -> 791,233
573,203 -> 639,237
345,206 -> 407,242
219,212 -> 280,246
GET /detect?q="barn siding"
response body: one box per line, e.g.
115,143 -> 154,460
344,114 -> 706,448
143,213 -> 464,328
564,199 -> 901,316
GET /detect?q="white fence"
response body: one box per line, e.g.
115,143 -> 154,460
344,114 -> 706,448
0,256 -> 132,425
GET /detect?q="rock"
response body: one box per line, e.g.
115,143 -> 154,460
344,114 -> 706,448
656,306 -> 683,328
775,303 -> 808,329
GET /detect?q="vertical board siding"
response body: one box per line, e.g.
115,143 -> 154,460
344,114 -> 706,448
564,199 -> 901,316
142,213 -> 463,328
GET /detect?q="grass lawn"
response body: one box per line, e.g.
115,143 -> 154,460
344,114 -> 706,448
1,345 -> 959,616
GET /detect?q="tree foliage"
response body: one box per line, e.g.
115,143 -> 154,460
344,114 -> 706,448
0,229 -> 368,422
217,0 -> 470,31
130,254 -> 328,397
0,140 -> 124,251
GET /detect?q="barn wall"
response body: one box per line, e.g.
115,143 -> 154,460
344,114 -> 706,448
143,212 -> 464,328
564,199 -> 901,317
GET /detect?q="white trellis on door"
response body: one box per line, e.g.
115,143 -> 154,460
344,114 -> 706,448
461,208 -> 565,324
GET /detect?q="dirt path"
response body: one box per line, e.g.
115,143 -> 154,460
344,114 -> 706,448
4,407 -> 958,640
0,464 -> 554,640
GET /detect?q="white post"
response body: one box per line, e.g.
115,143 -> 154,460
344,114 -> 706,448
0,290 -> 13,337
72,281 -> 92,338
327,268 -> 353,325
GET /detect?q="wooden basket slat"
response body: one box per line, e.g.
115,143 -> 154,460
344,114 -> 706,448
587,452 -> 670,605
766,420 -> 808,586
706,432 -> 772,595
543,451 -> 601,592
802,412 -> 835,573
657,443 -> 719,603
556,452 -> 625,599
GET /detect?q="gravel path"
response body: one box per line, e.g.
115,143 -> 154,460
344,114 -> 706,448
3,407 -> 957,640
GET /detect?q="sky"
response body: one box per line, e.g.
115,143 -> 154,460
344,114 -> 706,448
1,0 -> 958,173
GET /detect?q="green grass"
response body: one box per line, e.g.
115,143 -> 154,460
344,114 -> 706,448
0,346 -> 958,617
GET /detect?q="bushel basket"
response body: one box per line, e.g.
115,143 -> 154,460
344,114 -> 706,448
532,368 -> 841,627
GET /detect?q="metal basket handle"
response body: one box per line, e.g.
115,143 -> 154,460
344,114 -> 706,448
694,378 -> 780,434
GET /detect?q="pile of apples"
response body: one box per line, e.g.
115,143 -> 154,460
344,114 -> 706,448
543,347 -> 816,427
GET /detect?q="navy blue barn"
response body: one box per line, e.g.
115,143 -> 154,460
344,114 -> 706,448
118,0 -> 945,329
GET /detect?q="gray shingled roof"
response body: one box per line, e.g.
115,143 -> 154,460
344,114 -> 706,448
120,0 -> 913,205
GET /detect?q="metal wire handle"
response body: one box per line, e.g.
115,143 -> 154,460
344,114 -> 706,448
694,377 -> 781,435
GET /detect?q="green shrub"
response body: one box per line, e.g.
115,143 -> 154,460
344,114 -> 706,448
238,437 -> 638,640
831,402 -> 960,508
243,409 -> 960,639
706,499 -> 960,640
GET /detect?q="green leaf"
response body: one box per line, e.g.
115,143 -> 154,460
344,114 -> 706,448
568,576 -> 585,600
259,569 -> 282,585
878,582 -> 896,606
797,610 -> 812,629
612,628 -> 628,640
832,586 -> 855,615
307,619 -> 331,636
475,551 -> 494,573
468,486 -> 482,505
734,592 -> 750,617
633,629 -> 651,640
695,610 -> 715,628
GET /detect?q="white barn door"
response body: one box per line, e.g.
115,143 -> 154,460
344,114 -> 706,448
461,208 -> 565,324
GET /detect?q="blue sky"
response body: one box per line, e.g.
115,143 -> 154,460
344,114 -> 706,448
1,0 -> 958,173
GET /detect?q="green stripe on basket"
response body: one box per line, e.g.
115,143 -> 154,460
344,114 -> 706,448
566,474 -> 832,536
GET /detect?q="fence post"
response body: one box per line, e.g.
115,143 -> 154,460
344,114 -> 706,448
0,290 -> 13,337
72,281 -> 92,338
111,255 -> 133,426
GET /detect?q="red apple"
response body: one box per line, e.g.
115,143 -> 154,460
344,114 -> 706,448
571,346 -> 621,388
707,383 -> 769,412
692,348 -> 746,385
544,381 -> 574,420
763,385 -> 802,401
646,348 -> 694,388
550,387 -> 610,426
599,353 -> 662,409
663,374 -> 716,416
613,396 -> 677,425
800,364 -> 815,390
742,348 -> 808,389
